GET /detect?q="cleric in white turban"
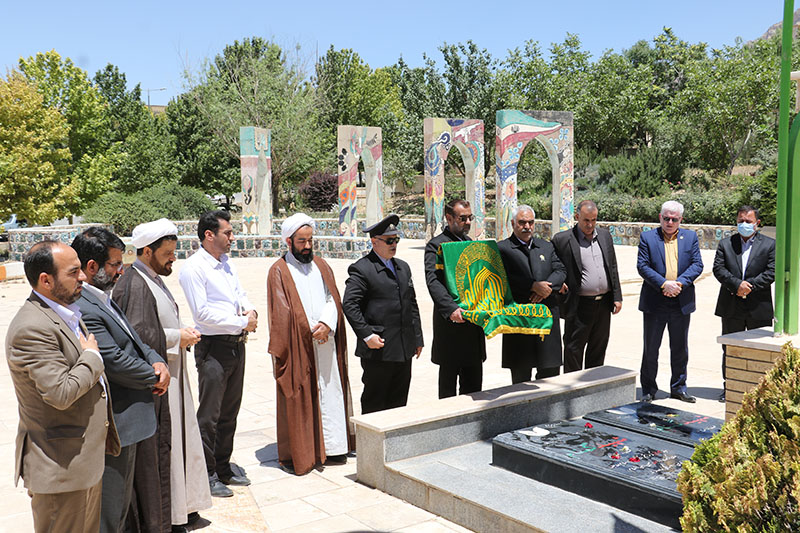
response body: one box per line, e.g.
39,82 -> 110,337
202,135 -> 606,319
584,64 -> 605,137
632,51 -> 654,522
131,218 -> 179,250
114,218 -> 212,527
280,212 -> 316,242
266,212 -> 354,474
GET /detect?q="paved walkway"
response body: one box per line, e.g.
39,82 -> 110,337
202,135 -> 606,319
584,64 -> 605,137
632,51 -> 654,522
0,239 -> 730,532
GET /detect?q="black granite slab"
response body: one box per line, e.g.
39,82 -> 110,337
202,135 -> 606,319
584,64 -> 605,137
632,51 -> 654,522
492,419 -> 693,528
584,402 -> 723,446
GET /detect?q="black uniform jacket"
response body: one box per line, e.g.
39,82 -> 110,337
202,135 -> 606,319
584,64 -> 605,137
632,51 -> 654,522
424,228 -> 486,367
343,250 -> 424,362
551,225 -> 622,318
713,232 -> 775,322
497,235 -> 566,370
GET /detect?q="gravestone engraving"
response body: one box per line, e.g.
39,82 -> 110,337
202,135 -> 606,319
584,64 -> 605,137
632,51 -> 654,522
493,419 -> 691,527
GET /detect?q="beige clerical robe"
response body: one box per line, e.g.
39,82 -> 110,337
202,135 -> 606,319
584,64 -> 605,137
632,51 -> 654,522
267,255 -> 355,475
128,263 -> 212,524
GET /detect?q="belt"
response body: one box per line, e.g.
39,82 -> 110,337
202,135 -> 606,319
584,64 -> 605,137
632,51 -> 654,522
203,333 -> 247,343
580,293 -> 608,301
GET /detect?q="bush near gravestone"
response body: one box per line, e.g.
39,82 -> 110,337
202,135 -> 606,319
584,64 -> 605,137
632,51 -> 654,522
84,183 -> 213,235
677,343 -> 800,532
298,172 -> 338,212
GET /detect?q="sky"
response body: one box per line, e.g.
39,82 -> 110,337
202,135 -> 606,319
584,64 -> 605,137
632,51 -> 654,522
0,0 -> 789,106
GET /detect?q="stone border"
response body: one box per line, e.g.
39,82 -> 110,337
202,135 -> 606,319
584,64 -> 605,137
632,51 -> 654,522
351,366 -> 636,531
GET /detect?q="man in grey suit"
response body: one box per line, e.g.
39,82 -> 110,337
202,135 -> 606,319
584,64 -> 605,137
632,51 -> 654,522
72,227 -> 170,533
6,240 -> 120,533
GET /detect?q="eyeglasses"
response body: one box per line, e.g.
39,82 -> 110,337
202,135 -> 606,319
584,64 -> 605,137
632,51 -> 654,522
458,215 -> 475,222
376,236 -> 401,245
662,216 -> 681,223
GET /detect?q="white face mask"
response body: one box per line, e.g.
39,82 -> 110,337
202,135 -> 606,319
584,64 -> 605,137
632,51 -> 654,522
737,222 -> 756,238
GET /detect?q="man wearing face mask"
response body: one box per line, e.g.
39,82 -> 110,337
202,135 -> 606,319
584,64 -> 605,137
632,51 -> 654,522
713,205 -> 775,402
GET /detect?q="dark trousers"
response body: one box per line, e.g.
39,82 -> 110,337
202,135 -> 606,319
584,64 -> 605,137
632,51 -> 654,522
510,365 -> 560,384
641,303 -> 690,397
438,363 -> 482,398
127,393 -> 171,533
360,358 -> 412,414
195,336 -> 245,479
101,443 -> 137,533
721,317 -> 772,379
563,295 -> 612,373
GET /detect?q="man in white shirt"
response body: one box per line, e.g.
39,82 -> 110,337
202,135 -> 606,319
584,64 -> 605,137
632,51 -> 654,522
179,210 -> 257,497
266,213 -> 353,475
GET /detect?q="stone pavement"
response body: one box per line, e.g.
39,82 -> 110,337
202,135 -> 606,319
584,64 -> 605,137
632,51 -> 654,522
0,238 -> 729,532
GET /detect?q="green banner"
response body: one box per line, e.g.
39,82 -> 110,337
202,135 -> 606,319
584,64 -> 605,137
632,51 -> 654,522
436,240 -> 552,339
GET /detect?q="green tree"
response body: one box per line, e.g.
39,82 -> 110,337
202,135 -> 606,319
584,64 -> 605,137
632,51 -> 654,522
185,37 -> 326,210
0,71 -> 77,223
19,50 -> 116,211
94,63 -> 147,143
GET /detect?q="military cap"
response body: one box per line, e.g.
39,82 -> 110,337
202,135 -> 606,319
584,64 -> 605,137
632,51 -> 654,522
363,214 -> 401,237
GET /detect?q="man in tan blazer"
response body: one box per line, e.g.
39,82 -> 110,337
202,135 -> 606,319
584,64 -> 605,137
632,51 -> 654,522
5,240 -> 120,533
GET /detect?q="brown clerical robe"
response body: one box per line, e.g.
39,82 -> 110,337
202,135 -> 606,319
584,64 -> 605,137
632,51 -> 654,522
267,255 -> 355,475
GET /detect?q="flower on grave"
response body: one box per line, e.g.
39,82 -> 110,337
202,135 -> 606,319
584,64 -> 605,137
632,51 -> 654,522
629,457 -> 641,463
610,453 -> 620,460
584,422 -> 593,429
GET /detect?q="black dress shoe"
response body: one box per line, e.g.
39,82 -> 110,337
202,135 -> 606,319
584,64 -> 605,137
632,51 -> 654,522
670,391 -> 696,403
220,473 -> 251,486
325,454 -> 348,465
171,526 -> 188,533
209,476 -> 234,497
279,462 -> 296,475
641,393 -> 654,403
187,512 -> 201,526
718,390 -> 726,403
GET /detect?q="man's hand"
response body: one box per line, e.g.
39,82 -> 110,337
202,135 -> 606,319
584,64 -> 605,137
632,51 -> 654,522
152,362 -> 170,395
449,308 -> 465,323
415,346 -> 423,359
312,322 -> 331,343
179,327 -> 201,349
662,280 -> 682,297
559,283 -> 569,295
366,335 -> 385,349
80,332 -> 99,352
244,312 -> 258,333
737,281 -> 753,298
531,281 -> 553,300
612,301 -> 622,314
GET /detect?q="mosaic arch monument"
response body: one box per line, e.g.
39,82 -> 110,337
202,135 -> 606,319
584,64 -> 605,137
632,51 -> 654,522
239,126 -> 272,235
495,110 -> 574,240
337,125 -> 384,237
423,118 -> 486,239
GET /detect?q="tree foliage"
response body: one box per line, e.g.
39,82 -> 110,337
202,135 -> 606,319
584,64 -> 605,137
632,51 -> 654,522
0,71 -> 76,223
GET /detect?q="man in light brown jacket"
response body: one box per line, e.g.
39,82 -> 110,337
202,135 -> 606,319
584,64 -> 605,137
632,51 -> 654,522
5,240 -> 120,533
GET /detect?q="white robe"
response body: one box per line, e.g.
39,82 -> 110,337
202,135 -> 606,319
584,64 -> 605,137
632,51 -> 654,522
132,261 -> 212,524
285,252 -> 348,455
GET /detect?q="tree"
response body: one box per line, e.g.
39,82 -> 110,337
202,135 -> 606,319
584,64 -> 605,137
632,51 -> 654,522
0,71 -> 77,223
185,37 -> 326,210
94,63 -> 147,143
19,50 -> 116,211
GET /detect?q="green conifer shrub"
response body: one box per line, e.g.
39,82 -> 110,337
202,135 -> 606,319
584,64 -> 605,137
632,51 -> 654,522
678,343 -> 800,532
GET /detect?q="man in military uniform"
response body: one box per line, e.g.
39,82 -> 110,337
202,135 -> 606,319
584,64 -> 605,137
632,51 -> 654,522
343,214 -> 424,414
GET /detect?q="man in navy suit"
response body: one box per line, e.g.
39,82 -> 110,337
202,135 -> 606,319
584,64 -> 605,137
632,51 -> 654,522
637,200 -> 703,403
713,206 -> 775,401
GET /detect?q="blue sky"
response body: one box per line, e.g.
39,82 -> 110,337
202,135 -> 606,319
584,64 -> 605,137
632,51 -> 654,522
0,0 -> 787,105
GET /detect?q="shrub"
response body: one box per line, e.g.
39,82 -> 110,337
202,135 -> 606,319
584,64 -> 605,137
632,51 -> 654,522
678,343 -> 800,532
83,183 -> 213,235
597,148 -> 686,197
739,167 -> 777,226
298,172 -> 338,212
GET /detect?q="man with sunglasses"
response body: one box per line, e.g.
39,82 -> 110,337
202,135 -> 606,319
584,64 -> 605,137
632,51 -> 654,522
424,199 -> 487,398
637,200 -> 703,403
343,214 -> 424,414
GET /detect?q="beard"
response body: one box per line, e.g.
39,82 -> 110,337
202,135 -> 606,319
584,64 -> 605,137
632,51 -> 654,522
153,260 -> 173,276
291,246 -> 313,264
93,267 -> 118,291
52,278 -> 82,305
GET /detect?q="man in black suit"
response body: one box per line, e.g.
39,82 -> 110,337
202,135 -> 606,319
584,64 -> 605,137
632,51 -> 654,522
498,205 -> 566,383
552,200 -> 622,373
713,205 -> 775,401
424,199 -> 486,398
72,227 -> 171,533
343,214 -> 424,414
